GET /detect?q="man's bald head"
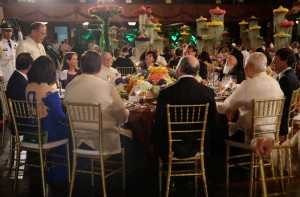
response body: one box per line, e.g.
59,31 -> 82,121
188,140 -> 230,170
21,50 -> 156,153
176,55 -> 200,77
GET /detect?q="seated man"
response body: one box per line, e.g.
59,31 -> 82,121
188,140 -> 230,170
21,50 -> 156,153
271,48 -> 300,137
64,50 -> 133,185
217,52 -> 284,143
153,55 -> 218,162
99,52 -> 119,82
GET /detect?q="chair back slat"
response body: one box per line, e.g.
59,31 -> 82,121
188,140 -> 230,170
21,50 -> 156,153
116,67 -> 133,76
8,99 -> 45,145
252,98 -> 285,142
167,103 -> 209,155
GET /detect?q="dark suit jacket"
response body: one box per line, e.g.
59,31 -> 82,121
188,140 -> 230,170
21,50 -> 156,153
278,69 -> 300,135
169,57 -> 181,69
153,77 -> 218,162
112,57 -> 136,73
6,70 -> 28,134
6,70 -> 27,101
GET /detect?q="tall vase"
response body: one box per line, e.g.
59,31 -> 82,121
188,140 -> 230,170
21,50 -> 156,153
139,14 -> 148,32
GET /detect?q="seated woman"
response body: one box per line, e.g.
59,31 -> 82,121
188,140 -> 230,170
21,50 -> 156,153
26,55 -> 71,184
140,50 -> 159,70
60,52 -> 81,89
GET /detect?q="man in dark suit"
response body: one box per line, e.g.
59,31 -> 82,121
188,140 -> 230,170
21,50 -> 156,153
153,55 -> 217,162
168,47 -> 183,69
271,47 -> 300,136
6,53 -> 33,101
112,48 -> 136,73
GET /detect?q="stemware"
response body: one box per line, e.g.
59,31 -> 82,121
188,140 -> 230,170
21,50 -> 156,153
133,85 -> 142,102
213,81 -> 226,98
228,75 -> 237,92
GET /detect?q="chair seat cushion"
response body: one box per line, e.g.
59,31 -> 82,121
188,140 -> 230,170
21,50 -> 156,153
21,138 -> 69,150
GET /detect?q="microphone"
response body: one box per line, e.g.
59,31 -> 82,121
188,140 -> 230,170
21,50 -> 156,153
47,45 -> 61,59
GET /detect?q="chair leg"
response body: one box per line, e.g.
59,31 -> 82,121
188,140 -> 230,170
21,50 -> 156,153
1,120 -> 5,147
100,156 -> 107,197
165,160 -> 172,197
158,159 -> 162,192
121,148 -> 126,191
226,144 -> 230,191
259,158 -> 268,197
249,153 -> 255,197
69,154 -> 77,197
66,143 -> 71,183
13,146 -> 21,191
8,134 -> 15,176
39,151 -> 46,197
200,155 -> 208,197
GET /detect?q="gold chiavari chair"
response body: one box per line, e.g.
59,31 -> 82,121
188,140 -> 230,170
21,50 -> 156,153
257,89 -> 300,196
225,98 -> 285,197
116,67 -> 133,76
0,81 -> 9,147
258,141 -> 298,197
158,103 -> 209,197
66,102 -> 125,197
9,99 -> 70,197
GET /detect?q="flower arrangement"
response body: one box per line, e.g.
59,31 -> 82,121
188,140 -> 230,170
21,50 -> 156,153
88,0 -> 123,19
196,16 -> 207,22
206,21 -> 223,26
274,32 -> 290,38
154,27 -> 161,31
273,6 -> 289,13
201,35 -> 213,40
209,7 -> 226,15
180,31 -> 190,36
239,20 -> 248,25
156,23 -> 162,27
142,23 -> 156,27
248,16 -> 259,21
118,27 -> 127,31
134,5 -> 152,15
222,31 -> 230,35
181,25 -> 190,31
249,25 -> 261,30
135,34 -> 150,41
148,65 -> 168,75
279,19 -> 295,27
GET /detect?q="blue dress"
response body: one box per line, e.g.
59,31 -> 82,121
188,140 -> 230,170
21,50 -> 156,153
27,91 -> 71,184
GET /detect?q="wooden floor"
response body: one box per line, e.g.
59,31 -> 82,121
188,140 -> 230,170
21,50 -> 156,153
0,129 -> 299,197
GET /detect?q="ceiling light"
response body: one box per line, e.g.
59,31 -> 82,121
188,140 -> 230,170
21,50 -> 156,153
128,22 -> 136,26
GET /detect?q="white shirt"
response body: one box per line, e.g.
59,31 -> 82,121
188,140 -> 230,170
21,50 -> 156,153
277,67 -> 292,81
0,38 -> 18,81
217,72 -> 284,143
64,74 -> 128,154
16,36 -> 46,60
99,65 -> 119,82
156,55 -> 167,66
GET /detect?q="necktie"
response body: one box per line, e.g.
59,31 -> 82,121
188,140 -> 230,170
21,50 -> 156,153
7,40 -> 11,49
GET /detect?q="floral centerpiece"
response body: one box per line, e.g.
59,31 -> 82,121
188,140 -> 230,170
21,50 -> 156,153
209,7 -> 226,22
88,0 -> 123,52
239,20 -> 248,25
279,19 -> 294,27
273,6 -> 289,32
206,21 -> 223,26
196,16 -> 207,22
134,5 -> 152,32
249,25 -> 261,30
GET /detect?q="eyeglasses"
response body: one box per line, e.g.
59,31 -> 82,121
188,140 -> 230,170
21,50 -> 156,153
37,31 -> 47,36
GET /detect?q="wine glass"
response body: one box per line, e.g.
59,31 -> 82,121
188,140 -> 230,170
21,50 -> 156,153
213,81 -> 226,98
228,75 -> 237,92
133,85 -> 142,102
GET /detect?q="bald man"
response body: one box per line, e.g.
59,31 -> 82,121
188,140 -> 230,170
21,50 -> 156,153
153,55 -> 218,162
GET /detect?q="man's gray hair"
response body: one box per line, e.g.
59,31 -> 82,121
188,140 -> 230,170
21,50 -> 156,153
246,52 -> 267,73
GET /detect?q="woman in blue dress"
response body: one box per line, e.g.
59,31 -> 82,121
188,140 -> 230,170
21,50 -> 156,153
26,55 -> 71,184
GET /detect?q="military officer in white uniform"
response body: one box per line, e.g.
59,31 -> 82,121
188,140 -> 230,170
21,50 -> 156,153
0,21 -> 18,81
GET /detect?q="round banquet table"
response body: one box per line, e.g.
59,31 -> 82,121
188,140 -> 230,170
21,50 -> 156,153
126,102 -> 156,173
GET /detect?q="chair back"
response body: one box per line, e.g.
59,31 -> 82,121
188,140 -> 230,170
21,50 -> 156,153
166,103 -> 209,158
116,67 -> 133,76
8,99 -> 46,147
287,88 -> 300,138
0,81 -> 10,121
252,98 -> 285,142
65,102 -> 103,153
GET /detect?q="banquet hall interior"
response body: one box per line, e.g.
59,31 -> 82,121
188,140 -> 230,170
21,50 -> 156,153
0,0 -> 300,197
